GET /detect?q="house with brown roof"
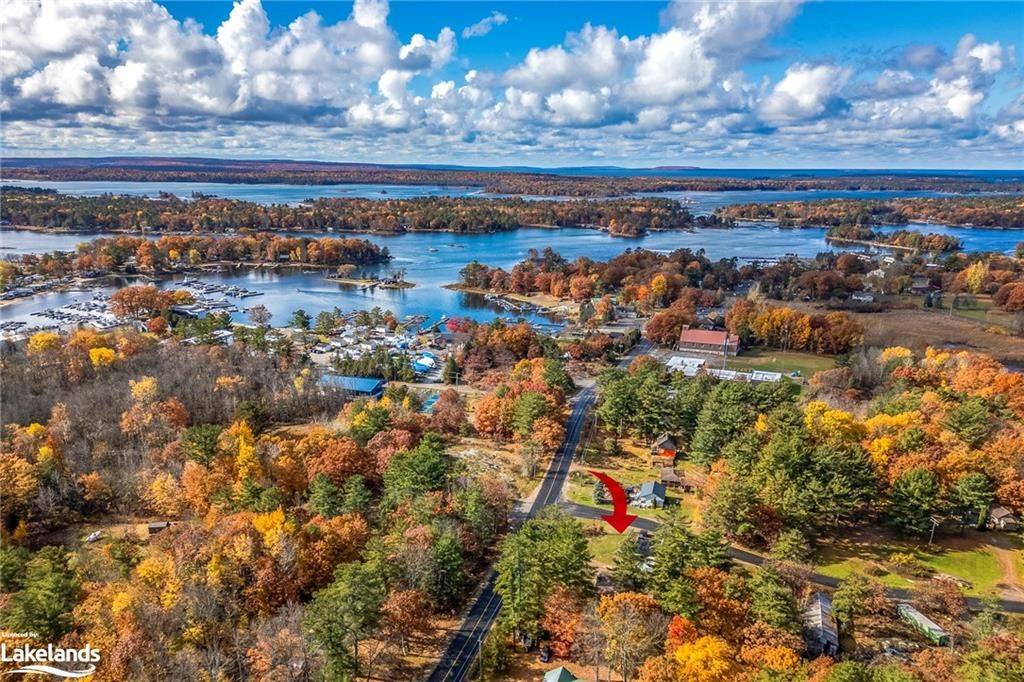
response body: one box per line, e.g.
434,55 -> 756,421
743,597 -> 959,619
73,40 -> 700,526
650,434 -> 678,466
988,505 -> 1019,531
660,467 -> 703,493
677,327 -> 740,357
660,467 -> 683,487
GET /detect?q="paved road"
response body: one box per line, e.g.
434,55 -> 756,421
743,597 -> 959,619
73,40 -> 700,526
427,341 -> 651,682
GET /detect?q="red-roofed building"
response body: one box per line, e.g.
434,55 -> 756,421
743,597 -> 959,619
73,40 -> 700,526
677,327 -> 740,357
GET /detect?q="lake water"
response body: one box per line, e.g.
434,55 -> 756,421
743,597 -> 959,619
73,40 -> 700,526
2,176 -> 1022,328
0,178 -> 984,216
2,222 -> 1021,329
490,167 -> 1024,182
1,178 -> 486,203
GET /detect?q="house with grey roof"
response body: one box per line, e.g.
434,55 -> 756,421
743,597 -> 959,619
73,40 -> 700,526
633,481 -> 667,509
803,592 -> 840,658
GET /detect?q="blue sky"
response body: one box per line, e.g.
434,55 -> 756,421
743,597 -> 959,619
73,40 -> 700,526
2,1 -> 1022,167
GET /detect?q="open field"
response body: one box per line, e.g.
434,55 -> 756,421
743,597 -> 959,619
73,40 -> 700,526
861,308 -> 1024,364
897,293 -> 1022,332
815,528 -> 1022,598
587,524 -> 629,566
725,348 -> 837,378
450,437 -> 535,497
787,299 -> 1024,365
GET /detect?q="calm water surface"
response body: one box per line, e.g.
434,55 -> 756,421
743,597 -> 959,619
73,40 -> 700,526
0,226 -> 828,326
1,178 -> 993,215
2,176 -> 1022,327
1,178 -> 485,204
3,224 -> 1021,328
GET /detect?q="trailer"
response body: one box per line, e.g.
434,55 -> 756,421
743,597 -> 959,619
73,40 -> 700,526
897,602 -> 950,646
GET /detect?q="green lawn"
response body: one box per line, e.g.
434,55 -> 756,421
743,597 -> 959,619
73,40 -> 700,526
726,349 -> 837,378
588,530 -> 628,566
815,534 -> 1008,596
566,461 -> 700,523
815,555 -> 914,590
922,548 -> 1005,592
567,481 -> 699,523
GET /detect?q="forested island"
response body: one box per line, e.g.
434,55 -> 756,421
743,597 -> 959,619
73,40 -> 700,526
825,226 -> 963,252
4,156 -> 1021,196
1,233 -> 390,285
0,188 -> 714,236
717,195 -> 1024,228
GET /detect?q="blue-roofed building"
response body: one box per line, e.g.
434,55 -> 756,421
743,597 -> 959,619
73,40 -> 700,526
633,481 -> 667,509
318,374 -> 386,398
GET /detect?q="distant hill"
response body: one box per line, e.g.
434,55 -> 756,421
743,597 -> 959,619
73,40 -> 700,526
3,157 -> 1020,195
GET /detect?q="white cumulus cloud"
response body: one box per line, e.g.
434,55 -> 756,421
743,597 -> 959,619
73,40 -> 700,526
0,0 -> 1018,166
462,11 -> 507,39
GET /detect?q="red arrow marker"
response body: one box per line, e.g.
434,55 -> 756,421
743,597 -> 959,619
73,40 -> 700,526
589,470 -> 638,533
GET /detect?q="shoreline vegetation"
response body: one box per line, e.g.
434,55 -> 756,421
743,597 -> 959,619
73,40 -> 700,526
715,195 -> 1024,228
4,187 -> 1021,241
0,262 -> 391,309
1,187 -> 712,237
4,157 -> 1022,195
823,225 -> 963,252
443,283 -> 578,317
0,233 -> 391,297
822,236 -> 918,252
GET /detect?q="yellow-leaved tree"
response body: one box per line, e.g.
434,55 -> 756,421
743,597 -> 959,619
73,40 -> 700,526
673,635 -> 738,682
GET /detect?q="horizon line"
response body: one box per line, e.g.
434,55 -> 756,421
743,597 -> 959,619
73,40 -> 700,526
2,155 -> 1021,174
